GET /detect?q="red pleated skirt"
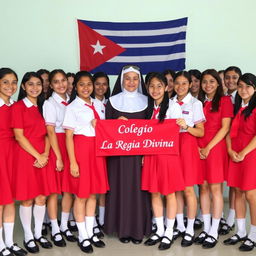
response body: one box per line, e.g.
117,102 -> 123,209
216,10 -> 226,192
65,135 -> 109,198
142,154 -> 185,195
179,132 -> 203,186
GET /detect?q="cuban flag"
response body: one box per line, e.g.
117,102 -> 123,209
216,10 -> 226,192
77,18 -> 187,75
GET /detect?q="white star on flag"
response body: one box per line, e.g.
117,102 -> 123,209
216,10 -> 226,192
91,40 -> 106,55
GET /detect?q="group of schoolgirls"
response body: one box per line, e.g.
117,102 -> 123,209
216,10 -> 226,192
0,65 -> 256,256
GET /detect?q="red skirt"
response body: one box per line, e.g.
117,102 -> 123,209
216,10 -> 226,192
179,132 -> 203,186
142,154 -> 185,195
227,134 -> 256,191
12,137 -> 50,201
198,131 -> 229,183
66,135 -> 109,198
0,138 -> 14,205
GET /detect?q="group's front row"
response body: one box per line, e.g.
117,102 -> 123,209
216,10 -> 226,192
0,66 -> 256,256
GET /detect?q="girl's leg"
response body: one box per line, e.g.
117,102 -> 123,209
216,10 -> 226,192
3,203 -> 15,248
20,200 -> 34,243
245,189 -> 256,243
226,187 -> 236,228
98,194 -> 105,226
0,205 -> 6,252
60,192 -> 73,232
34,195 -> 47,241
151,193 -> 164,238
175,191 -> 186,233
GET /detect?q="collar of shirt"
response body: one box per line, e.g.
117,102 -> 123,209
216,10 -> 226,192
0,98 -> 14,107
76,96 -> 93,106
241,100 -> 249,108
225,90 -> 237,99
52,92 -> 70,104
23,97 -> 35,108
205,95 -> 212,102
94,96 -> 106,103
173,92 -> 192,105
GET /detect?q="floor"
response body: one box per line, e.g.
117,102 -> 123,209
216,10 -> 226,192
12,203 -> 255,256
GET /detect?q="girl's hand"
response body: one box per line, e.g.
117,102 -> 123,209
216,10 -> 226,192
228,149 -> 240,162
70,162 -> 79,177
91,119 -> 97,128
35,154 -> 48,167
118,116 -> 128,120
176,118 -> 187,130
200,147 -> 210,159
56,158 -> 64,171
237,151 -> 246,162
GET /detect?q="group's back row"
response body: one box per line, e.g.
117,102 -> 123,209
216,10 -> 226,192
0,65 -> 256,256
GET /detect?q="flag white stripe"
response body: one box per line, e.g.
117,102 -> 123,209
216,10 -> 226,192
119,39 -> 186,48
107,52 -> 185,63
95,26 -> 187,37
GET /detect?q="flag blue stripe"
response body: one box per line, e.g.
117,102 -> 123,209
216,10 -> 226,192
79,18 -> 187,31
119,44 -> 185,56
106,32 -> 186,44
90,59 -> 186,75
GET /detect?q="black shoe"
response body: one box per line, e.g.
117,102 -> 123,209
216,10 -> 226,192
173,229 -> 185,240
90,235 -> 105,248
181,233 -> 194,247
219,217 -> 226,227
35,236 -> 53,249
77,239 -> 93,253
51,233 -> 66,247
42,223 -> 48,236
130,238 -> 142,244
0,248 -> 14,256
93,226 -> 104,239
239,238 -> 256,252
158,236 -> 173,250
8,244 -> 27,256
218,223 -> 234,235
194,218 -> 203,230
68,220 -> 78,232
194,231 -> 208,245
61,229 -> 77,242
202,235 -> 218,249
144,234 -> 161,246
23,240 -> 39,254
119,237 -> 130,243
224,234 -> 247,245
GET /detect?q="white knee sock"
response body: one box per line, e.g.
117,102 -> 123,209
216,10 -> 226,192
154,216 -> 164,238
98,206 -> 105,226
76,222 -> 90,246
85,216 -> 95,239
176,213 -> 185,232
226,209 -> 235,227
185,218 -> 195,236
33,204 -> 46,239
3,222 -> 14,247
205,218 -> 220,241
60,212 -> 69,232
0,227 -> 6,251
248,225 -> 256,242
162,218 -> 175,243
19,205 -> 34,242
50,219 -> 62,241
236,218 -> 246,238
202,214 -> 211,233
43,210 -> 50,224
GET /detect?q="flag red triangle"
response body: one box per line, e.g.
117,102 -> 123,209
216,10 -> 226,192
77,20 -> 125,71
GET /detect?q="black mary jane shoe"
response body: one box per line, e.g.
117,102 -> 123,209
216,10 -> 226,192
61,229 -> 77,242
35,236 -> 53,249
158,236 -> 173,250
181,233 -> 194,247
77,239 -> 93,253
173,229 -> 185,240
8,243 -> 27,256
93,226 -> 104,239
223,234 -> 247,245
119,237 -> 131,243
68,220 -> 78,232
0,248 -> 14,256
239,238 -> 256,252
202,235 -> 218,249
194,231 -> 208,245
218,223 -> 234,235
152,223 -> 157,234
51,233 -> 66,247
90,235 -> 105,248
130,238 -> 142,244
144,234 -> 161,246
23,240 -> 39,254
194,218 -> 203,230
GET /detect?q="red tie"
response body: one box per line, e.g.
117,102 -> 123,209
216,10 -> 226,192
230,107 -> 246,139
85,103 -> 100,120
177,101 -> 184,106
61,101 -> 68,106
151,107 -> 160,120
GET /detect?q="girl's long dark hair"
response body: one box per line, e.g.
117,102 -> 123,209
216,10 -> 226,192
0,67 -> 18,80
17,72 -> 44,116
92,72 -> 110,99
146,72 -> 169,123
234,73 -> 256,119
198,69 -> 223,112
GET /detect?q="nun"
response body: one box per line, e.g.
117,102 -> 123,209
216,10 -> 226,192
104,65 -> 151,244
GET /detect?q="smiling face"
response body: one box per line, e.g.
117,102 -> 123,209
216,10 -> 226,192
148,77 -> 167,106
41,73 -> 50,93
50,72 -> 68,96
122,72 -> 140,92
174,75 -> 191,99
165,73 -> 174,93
0,73 -> 18,100
23,77 -> 42,100
76,76 -> 93,103
201,74 -> 219,99
224,70 -> 239,93
67,76 -> 74,96
237,80 -> 255,104
190,75 -> 200,95
94,77 -> 109,99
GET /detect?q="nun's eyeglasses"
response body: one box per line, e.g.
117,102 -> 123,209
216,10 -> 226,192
122,65 -> 140,71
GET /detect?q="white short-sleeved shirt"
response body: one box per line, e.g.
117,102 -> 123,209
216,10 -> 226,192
93,97 -> 108,120
62,96 -> 96,137
172,93 -> 205,132
0,98 -> 14,107
225,90 -> 237,104
152,100 -> 182,120
43,92 -> 69,133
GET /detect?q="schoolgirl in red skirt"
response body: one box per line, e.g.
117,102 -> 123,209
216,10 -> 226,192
171,71 -> 205,247
225,73 -> 256,252
0,68 -> 27,256
11,72 -> 53,253
63,71 -> 109,253
43,69 -> 77,246
141,72 -> 185,250
195,69 -> 233,248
